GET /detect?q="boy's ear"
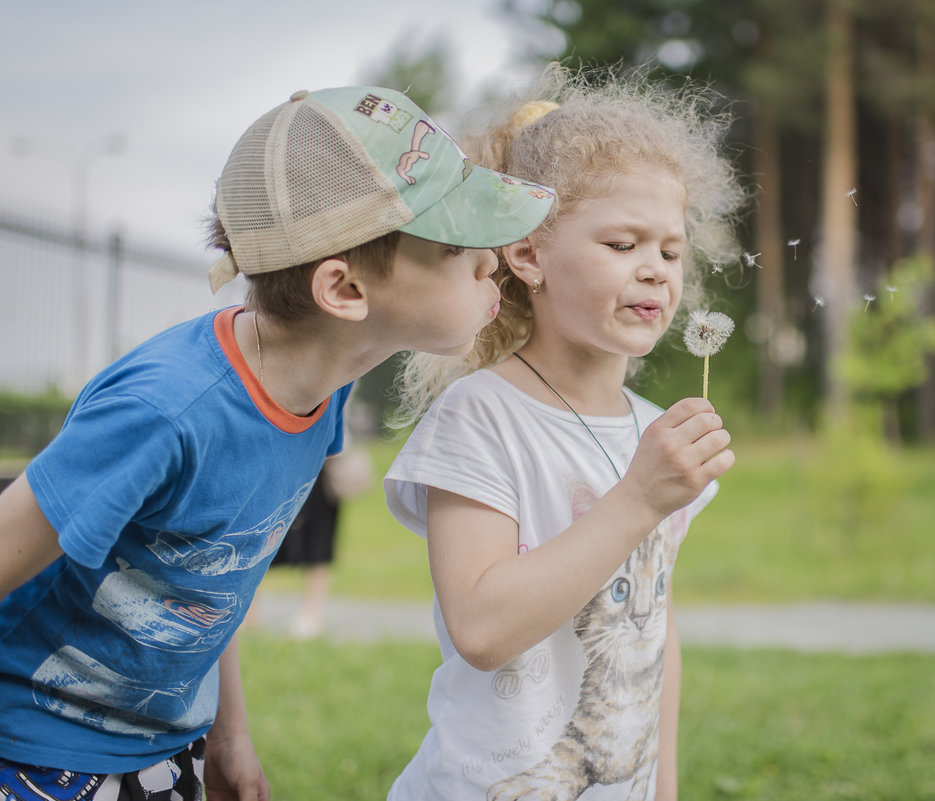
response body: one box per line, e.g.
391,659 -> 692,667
310,257 -> 369,322
501,238 -> 542,289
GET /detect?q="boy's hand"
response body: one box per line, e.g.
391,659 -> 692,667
204,730 -> 270,801
625,397 -> 733,520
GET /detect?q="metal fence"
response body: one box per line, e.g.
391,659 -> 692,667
0,210 -> 244,396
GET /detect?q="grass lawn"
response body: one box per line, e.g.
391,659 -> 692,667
243,433 -> 935,798
675,436 -> 935,604
260,434 -> 935,605
239,635 -> 935,801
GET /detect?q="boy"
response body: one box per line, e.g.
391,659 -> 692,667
0,85 -> 554,801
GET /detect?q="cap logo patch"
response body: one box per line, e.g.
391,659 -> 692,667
354,93 -> 413,132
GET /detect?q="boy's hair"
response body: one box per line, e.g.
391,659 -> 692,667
393,63 -> 748,426
205,210 -> 399,322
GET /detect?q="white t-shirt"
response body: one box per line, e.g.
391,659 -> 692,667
384,370 -> 716,801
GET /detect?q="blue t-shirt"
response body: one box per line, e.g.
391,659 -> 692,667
0,306 -> 351,772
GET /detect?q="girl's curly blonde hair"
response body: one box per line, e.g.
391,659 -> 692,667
392,63 -> 748,427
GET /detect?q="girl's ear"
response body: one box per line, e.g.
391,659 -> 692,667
501,237 -> 542,291
311,257 -> 370,321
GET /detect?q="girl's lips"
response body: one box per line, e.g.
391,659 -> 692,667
627,303 -> 662,321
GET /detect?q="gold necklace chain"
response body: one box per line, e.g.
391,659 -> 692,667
253,311 -> 263,385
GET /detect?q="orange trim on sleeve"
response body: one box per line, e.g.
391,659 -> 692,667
213,306 -> 330,434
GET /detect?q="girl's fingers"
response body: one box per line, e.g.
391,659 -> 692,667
662,397 -> 715,427
700,446 -> 735,477
680,412 -> 725,445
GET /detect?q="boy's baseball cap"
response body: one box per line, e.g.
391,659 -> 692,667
209,85 -> 555,292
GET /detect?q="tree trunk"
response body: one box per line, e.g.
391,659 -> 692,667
754,105 -> 786,420
916,22 -> 935,441
816,0 -> 859,417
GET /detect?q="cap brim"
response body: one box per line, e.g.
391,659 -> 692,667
399,164 -> 554,248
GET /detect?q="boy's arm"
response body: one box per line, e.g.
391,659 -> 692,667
655,584 -> 681,801
204,635 -> 270,801
0,474 -> 64,601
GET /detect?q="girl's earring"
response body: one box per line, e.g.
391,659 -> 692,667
532,279 -> 542,295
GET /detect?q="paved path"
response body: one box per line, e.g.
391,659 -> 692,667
252,593 -> 935,653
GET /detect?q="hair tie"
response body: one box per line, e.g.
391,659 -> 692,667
511,101 -> 560,129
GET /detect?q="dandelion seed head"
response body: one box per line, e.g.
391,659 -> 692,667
813,296 -> 826,309
712,263 -> 724,274
683,310 -> 735,357
886,285 -> 898,294
787,238 -> 801,247
741,251 -> 761,269
863,293 -> 876,303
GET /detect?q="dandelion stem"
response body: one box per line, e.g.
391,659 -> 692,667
703,354 -> 710,400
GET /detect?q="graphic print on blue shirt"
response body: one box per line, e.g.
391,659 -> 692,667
32,648 -> 219,739
29,479 -> 314,739
145,479 -> 315,576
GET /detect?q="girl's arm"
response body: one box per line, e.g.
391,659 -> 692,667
427,397 -> 731,671
0,473 -> 64,601
655,583 -> 682,801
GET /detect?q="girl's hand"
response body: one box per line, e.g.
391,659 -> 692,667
623,397 -> 733,520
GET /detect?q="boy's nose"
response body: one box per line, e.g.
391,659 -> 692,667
478,248 -> 498,278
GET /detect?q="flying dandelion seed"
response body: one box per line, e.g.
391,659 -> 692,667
813,296 -> 826,310
863,293 -> 876,311
683,310 -> 735,400
741,252 -> 761,269
712,263 -> 724,275
846,188 -> 858,206
886,285 -> 898,301
787,238 -> 801,260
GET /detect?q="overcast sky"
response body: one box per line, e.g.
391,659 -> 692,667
1,0 -> 553,262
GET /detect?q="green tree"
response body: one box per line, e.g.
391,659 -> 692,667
840,257 -> 935,441
502,0 -> 935,437
358,34 -> 455,114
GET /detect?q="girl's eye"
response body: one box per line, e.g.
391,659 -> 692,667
662,250 -> 681,262
446,246 -> 466,257
607,242 -> 634,253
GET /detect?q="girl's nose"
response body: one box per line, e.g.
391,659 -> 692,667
638,251 -> 668,283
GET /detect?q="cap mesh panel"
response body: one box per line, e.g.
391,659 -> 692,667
219,100 -> 412,273
286,105 -> 385,218
219,109 -> 277,233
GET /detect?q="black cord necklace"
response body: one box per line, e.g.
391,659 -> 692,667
513,352 -> 640,481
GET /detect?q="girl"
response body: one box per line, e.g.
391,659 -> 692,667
384,65 -> 747,801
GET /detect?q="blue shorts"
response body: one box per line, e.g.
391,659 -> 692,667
0,737 -> 205,801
